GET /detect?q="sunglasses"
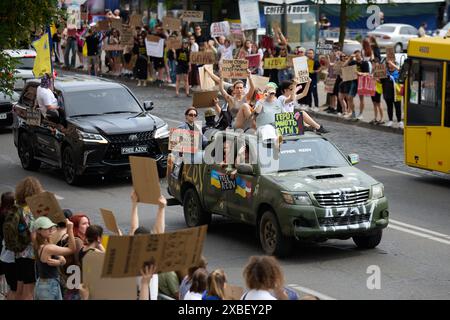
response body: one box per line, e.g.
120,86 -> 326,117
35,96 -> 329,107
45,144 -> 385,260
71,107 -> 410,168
187,113 -> 198,117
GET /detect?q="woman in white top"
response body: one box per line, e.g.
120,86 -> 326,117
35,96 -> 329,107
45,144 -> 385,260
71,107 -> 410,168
241,256 -> 289,300
183,268 -> 208,300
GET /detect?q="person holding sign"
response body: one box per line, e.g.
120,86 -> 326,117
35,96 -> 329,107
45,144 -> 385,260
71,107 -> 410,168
178,107 -> 208,150
338,53 -> 357,118
253,83 -> 283,142
174,39 -> 191,97
381,60 -> 403,128
352,50 -> 371,120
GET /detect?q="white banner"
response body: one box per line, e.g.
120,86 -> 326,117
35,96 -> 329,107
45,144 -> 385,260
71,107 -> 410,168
210,21 -> 230,37
238,0 -> 260,30
292,56 -> 309,83
145,38 -> 164,58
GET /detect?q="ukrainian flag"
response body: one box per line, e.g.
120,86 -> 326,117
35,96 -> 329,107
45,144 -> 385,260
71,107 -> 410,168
235,176 -> 248,198
32,32 -> 52,78
211,170 -> 221,189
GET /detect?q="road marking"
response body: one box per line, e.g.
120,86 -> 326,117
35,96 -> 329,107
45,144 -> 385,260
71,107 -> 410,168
287,284 -> 337,300
371,165 -> 420,178
388,224 -> 450,246
390,219 -> 450,240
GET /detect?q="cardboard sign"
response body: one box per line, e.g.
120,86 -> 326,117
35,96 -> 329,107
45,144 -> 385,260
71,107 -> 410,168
146,34 -> 161,43
373,63 -> 387,79
83,252 -> 136,300
386,46 -> 395,62
169,128 -> 201,153
325,78 -> 336,93
166,36 -> 182,50
129,156 -> 161,205
341,65 -> 358,82
190,51 -> 216,65
245,54 -> 261,68
239,0 -> 261,30
263,57 -> 286,70
293,56 -> 309,83
162,17 -> 181,31
210,21 -> 230,37
102,44 -> 125,51
192,90 -> 219,108
274,112 -> 304,136
100,208 -> 122,235
225,285 -> 245,300
101,225 -> 208,278
230,22 -> 243,41
145,38 -> 164,58
120,26 -> 134,46
251,74 -> 269,90
130,14 -> 143,27
199,64 -> 216,90
96,20 -> 110,31
222,59 -> 248,79
332,61 -> 343,76
26,109 -> 41,126
110,18 -> 123,32
357,75 -> 376,96
26,191 -> 65,223
181,11 -> 203,22
316,41 -> 333,55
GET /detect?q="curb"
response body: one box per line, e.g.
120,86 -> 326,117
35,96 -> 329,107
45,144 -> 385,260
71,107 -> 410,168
57,67 -> 404,135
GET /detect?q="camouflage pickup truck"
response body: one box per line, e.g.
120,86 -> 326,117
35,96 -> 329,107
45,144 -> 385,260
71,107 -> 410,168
167,131 -> 389,257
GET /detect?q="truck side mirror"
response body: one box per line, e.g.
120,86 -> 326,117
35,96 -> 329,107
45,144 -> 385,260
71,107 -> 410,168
237,163 -> 254,175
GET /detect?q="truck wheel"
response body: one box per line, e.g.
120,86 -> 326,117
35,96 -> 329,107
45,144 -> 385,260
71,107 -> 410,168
259,210 -> 293,257
18,133 -> 41,171
62,147 -> 82,185
183,188 -> 211,227
353,230 -> 383,249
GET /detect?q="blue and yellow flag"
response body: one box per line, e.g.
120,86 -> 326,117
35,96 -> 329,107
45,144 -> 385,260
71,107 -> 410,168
32,33 -> 52,78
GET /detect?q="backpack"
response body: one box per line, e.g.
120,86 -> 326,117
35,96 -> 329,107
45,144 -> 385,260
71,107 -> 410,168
3,208 -> 31,253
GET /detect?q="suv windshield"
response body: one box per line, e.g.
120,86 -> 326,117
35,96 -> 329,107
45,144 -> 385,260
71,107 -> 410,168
259,138 -> 350,173
17,57 -> 35,70
64,87 -> 143,117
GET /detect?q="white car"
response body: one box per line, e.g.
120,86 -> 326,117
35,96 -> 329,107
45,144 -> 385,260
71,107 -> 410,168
368,24 -> 418,53
433,22 -> 450,37
324,38 -> 362,55
3,49 -> 36,91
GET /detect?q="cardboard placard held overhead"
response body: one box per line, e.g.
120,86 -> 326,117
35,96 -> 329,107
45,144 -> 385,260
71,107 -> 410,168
169,128 -> 201,153
210,21 -> 230,37
83,252 -> 136,300
190,51 -> 216,65
166,36 -> 182,50
341,65 -> 358,82
96,20 -> 110,31
264,57 -> 287,70
292,56 -> 309,83
130,14 -> 143,27
100,208 -> 122,235
192,90 -> 219,108
101,225 -> 208,278
110,18 -> 123,31
129,156 -> 161,205
386,46 -> 395,62
316,41 -> 333,55
221,59 -> 248,79
120,26 -> 134,46
199,64 -> 216,90
251,74 -> 269,90
147,34 -> 161,43
26,191 -> 65,223
181,10 -> 204,22
373,63 -> 387,79
162,16 -> 182,31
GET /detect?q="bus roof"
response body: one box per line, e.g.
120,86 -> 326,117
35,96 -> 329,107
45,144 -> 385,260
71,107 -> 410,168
408,36 -> 450,61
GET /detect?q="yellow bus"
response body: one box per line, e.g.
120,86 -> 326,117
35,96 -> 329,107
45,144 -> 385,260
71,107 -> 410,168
404,35 -> 450,174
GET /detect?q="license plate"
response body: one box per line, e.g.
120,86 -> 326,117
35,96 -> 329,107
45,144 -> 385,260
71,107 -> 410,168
0,113 -> 7,120
121,146 -> 148,155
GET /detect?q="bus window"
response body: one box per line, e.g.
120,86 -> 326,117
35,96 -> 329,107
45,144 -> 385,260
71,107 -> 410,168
407,59 -> 442,126
446,63 -> 450,128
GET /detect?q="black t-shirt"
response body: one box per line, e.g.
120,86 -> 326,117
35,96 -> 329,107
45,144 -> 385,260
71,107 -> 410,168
85,34 -> 100,56
176,48 -> 190,68
355,60 -> 370,73
194,34 -> 208,46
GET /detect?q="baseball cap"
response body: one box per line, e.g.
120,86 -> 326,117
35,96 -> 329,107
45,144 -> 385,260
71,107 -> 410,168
33,216 -> 57,230
265,82 -> 278,93
298,47 -> 306,53
204,108 -> 215,118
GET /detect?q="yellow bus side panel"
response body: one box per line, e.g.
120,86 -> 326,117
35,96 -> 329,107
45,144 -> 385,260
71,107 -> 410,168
426,128 -> 450,173
405,127 -> 428,168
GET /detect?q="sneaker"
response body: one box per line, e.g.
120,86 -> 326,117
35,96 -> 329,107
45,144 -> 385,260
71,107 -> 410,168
137,82 -> 141,87
357,113 -> 364,120
398,121 -> 404,129
343,113 -> 352,118
323,107 -> 332,112
377,120 -> 385,125
313,107 -> 320,112
316,125 -> 329,134
337,112 -> 343,117
386,121 -> 393,127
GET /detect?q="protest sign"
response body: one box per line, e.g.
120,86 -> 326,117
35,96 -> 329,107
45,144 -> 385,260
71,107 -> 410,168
263,57 -> 287,70
67,5 -> 81,29
245,54 -> 261,68
130,14 -> 143,27
373,63 -> 387,79
102,44 -> 125,51
199,64 -> 216,90
238,0 -> 261,30
341,65 -> 358,82
26,191 -> 65,223
286,54 -> 298,68
332,61 -> 343,76
129,156 -> 161,205
166,36 -> 182,50
100,208 -> 122,235
386,46 -> 395,62
357,75 -> 376,96
83,252 -> 136,299
145,37 -> 164,58
190,51 -> 216,65
163,17 -> 181,31
274,112 -> 304,136
316,41 -> 333,55
325,78 -> 336,93
169,128 -> 201,153
110,18 -> 123,32
26,109 -> 41,126
210,21 -> 230,37
192,90 -> 219,108
96,20 -> 110,31
181,11 -> 203,22
120,26 -> 134,46
101,225 -> 208,277
293,56 -> 309,83
230,22 -> 243,41
250,74 -> 270,90
222,59 -> 249,79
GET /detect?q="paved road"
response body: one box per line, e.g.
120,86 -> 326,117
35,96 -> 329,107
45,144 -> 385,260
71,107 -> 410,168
1,73 -> 449,299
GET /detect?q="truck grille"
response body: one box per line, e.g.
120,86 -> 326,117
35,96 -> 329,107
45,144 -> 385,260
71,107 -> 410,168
314,189 -> 370,207
318,213 -> 371,227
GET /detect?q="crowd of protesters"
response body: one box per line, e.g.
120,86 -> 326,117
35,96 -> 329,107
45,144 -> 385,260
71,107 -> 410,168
0,176 -> 319,300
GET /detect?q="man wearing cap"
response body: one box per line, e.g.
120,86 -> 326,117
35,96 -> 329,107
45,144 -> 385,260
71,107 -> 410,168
202,108 -> 217,134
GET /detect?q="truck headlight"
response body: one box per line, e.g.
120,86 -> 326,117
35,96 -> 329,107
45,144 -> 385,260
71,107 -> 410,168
371,184 -> 384,199
282,192 -> 312,205
77,129 -> 108,144
154,123 -> 169,139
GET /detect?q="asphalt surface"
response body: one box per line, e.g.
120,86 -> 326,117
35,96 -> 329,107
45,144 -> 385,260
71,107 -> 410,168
1,73 -> 449,299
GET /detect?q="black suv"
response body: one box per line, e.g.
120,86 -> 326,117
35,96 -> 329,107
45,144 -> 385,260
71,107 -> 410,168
0,91 -> 19,128
13,75 -> 169,184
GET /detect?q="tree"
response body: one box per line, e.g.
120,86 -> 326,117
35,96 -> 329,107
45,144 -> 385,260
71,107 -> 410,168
0,0 -> 62,96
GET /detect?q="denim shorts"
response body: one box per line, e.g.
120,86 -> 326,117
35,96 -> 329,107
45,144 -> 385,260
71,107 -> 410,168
34,278 -> 62,300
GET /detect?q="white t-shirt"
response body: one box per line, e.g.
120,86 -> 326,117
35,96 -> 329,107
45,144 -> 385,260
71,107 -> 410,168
190,43 -> 199,53
278,95 -> 297,113
183,291 -> 203,300
136,274 -> 159,300
36,86 -> 58,115
241,289 -> 277,300
220,45 -> 234,61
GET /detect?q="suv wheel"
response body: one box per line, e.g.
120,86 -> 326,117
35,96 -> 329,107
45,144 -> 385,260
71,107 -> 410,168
18,133 -> 41,171
394,43 -> 403,53
259,210 -> 293,257
183,188 -> 211,227
62,147 -> 82,185
353,230 -> 383,249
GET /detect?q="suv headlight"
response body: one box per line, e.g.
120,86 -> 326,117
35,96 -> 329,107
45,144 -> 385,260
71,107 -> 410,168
76,129 -> 108,144
371,184 -> 384,199
154,123 -> 169,139
282,192 -> 312,205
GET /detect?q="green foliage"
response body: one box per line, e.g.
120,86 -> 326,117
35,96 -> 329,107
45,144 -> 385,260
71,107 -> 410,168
0,53 -> 18,97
